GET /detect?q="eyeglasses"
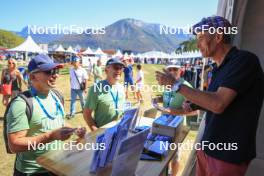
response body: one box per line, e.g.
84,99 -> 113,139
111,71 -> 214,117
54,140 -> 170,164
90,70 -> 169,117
8,62 -> 14,65
43,69 -> 60,75
168,68 -> 178,72
112,64 -> 124,71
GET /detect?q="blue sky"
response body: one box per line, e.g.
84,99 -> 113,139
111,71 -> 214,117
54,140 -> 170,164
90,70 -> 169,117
1,0 -> 218,31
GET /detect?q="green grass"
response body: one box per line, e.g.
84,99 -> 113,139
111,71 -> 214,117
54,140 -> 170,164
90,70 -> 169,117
0,63 -> 197,176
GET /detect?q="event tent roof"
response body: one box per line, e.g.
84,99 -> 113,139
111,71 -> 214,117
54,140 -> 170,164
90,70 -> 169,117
8,36 -> 47,53
82,47 -> 94,55
66,46 -> 77,54
94,47 -> 105,55
55,45 -> 65,52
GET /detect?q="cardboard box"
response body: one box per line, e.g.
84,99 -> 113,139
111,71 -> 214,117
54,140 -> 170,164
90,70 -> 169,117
152,115 -> 183,142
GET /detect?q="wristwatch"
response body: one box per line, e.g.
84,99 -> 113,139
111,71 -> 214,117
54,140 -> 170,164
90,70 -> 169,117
171,79 -> 184,92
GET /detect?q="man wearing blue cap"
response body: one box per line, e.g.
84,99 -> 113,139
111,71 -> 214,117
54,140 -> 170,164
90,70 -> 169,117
67,56 -> 88,119
5,54 -> 86,175
156,16 -> 264,176
83,58 -> 125,131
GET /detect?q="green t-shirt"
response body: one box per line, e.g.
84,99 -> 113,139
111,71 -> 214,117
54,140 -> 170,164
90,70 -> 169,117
84,80 -> 125,127
163,79 -> 192,108
6,91 -> 65,174
93,65 -> 103,82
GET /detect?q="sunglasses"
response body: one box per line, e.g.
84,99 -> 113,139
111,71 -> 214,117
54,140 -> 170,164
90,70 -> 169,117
112,64 -> 124,70
168,68 -> 178,72
43,69 -> 60,75
8,62 -> 14,65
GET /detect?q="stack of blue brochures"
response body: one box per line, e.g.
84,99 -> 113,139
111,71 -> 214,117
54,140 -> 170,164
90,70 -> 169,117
90,108 -> 137,173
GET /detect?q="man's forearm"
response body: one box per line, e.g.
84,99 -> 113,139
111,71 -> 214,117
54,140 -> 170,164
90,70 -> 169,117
9,131 -> 54,153
179,85 -> 220,113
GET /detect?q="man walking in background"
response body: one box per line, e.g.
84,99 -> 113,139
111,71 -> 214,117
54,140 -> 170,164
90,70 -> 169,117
67,56 -> 88,119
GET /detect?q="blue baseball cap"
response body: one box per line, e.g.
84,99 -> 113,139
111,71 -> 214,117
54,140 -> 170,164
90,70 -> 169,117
106,58 -> 125,67
191,16 -> 232,35
71,56 -> 80,62
28,54 -> 63,73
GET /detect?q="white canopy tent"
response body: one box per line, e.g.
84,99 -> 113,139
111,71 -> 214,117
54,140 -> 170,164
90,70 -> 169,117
130,52 -> 135,58
55,45 -> 65,52
82,47 -> 94,55
112,49 -> 123,58
94,47 -> 105,55
140,51 -> 171,59
8,36 -> 47,53
66,46 -> 77,54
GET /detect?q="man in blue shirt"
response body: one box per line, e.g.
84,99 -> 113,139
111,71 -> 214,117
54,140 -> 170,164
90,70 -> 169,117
123,58 -> 136,99
156,16 -> 264,176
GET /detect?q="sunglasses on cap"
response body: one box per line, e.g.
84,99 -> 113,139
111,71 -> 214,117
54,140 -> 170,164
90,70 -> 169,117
43,69 -> 60,75
112,64 -> 124,70
31,69 -> 60,75
168,68 -> 178,72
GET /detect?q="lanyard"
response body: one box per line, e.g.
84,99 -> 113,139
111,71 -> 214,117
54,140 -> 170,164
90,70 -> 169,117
105,80 -> 119,116
166,91 -> 172,108
31,88 -> 64,120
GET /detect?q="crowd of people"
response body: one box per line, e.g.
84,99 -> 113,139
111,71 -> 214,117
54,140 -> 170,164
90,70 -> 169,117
0,16 -> 263,176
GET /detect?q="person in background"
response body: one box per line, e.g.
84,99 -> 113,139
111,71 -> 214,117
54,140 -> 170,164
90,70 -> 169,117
135,64 -> 144,103
201,65 -> 213,90
67,56 -> 88,119
1,58 -> 23,106
87,59 -> 93,81
93,59 -> 103,83
153,64 -> 197,176
83,58 -> 125,131
123,58 -> 136,99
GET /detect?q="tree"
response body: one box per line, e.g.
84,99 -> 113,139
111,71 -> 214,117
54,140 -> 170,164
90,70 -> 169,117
177,38 -> 198,52
0,29 -> 24,48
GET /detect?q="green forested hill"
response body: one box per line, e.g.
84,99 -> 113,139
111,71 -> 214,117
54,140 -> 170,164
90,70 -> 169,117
0,29 -> 24,48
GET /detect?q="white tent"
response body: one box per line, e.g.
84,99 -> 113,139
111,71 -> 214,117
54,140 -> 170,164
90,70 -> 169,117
141,51 -> 171,59
82,47 -> 94,55
94,47 -> 105,55
74,45 -> 82,52
8,36 -> 47,53
55,45 -> 65,52
113,49 -> 123,58
130,52 -> 135,58
66,46 -> 76,54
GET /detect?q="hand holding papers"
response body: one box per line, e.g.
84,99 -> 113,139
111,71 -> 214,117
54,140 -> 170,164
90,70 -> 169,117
151,98 -> 166,112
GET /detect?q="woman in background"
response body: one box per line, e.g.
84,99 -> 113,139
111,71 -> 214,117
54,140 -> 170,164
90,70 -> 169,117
1,59 -> 23,106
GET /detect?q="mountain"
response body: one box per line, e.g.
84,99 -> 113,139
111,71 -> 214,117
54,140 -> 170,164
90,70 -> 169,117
52,19 -> 191,52
16,19 -> 192,52
0,29 -> 24,48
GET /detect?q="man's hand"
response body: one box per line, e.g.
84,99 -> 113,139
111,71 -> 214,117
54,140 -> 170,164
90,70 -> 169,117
75,127 -> 86,138
182,101 -> 193,113
50,127 -> 75,141
161,108 -> 171,114
155,68 -> 177,86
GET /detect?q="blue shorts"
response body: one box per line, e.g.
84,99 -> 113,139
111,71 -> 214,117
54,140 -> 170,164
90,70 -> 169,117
124,78 -> 134,87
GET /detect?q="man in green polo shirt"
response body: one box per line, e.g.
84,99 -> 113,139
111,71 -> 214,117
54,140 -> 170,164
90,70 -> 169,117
153,65 -> 197,176
83,58 -> 126,131
93,59 -> 103,83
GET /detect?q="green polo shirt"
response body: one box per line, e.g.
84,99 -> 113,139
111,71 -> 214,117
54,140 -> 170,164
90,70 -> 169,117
6,91 -> 65,174
163,79 -> 192,108
85,80 -> 125,127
